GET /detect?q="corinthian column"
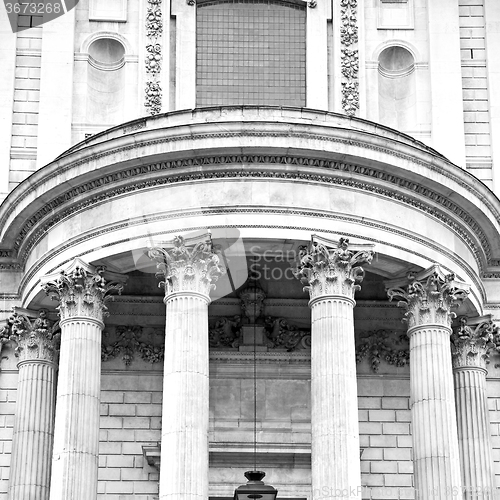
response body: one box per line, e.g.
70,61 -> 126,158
294,236 -> 374,500
387,265 -> 469,500
5,310 -> 59,500
42,259 -> 124,500
451,317 -> 498,500
148,235 -> 224,500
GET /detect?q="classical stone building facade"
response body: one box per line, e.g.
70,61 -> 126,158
2,1 -> 500,499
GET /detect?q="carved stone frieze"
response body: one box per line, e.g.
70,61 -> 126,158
145,81 -> 162,115
2,310 -> 60,364
451,317 -> 500,370
293,236 -> 374,300
263,317 -> 311,351
148,235 -> 225,297
209,316 -> 242,348
341,81 -> 359,115
387,265 -> 470,331
355,329 -> 409,372
42,259 -> 124,323
145,0 -> 162,114
146,6 -> 162,37
340,49 -> 359,79
101,325 -> 165,365
145,43 -> 162,74
340,0 -> 359,115
11,150 -> 495,294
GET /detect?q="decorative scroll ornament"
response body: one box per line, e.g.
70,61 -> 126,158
451,317 -> 500,370
340,0 -> 359,115
101,326 -> 165,365
148,235 -> 225,297
209,316 -> 242,348
293,236 -> 374,300
264,317 -> 311,351
3,310 -> 60,364
387,265 -> 470,331
145,0 -> 162,114
42,259 -> 124,323
355,329 -> 409,373
239,274 -> 266,323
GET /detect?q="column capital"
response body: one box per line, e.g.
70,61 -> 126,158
293,235 -> 374,301
4,309 -> 60,365
386,264 -> 470,331
451,316 -> 500,371
148,235 -> 225,298
41,258 -> 125,323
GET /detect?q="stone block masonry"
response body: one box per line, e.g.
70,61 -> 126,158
98,373 -> 162,499
0,372 -> 18,497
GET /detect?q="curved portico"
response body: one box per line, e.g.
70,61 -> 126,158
1,107 -> 499,499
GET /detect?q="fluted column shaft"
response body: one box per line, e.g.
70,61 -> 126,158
161,292 -> 210,500
49,318 -> 103,500
4,310 -> 59,500
148,236 -> 224,500
409,325 -> 462,499
451,318 -> 498,500
42,260 -> 123,500
310,295 -> 361,499
294,236 -> 374,500
10,360 -> 57,499
454,368 -> 495,499
388,265 -> 470,500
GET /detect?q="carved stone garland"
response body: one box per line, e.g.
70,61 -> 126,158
102,325 -> 165,365
340,0 -> 359,116
145,0 -> 162,115
355,329 -> 409,372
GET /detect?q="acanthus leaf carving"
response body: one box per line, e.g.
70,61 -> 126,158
293,236 -> 374,300
148,235 -> 225,297
452,317 -> 500,370
387,265 -> 470,331
42,260 -> 124,323
5,310 -> 60,364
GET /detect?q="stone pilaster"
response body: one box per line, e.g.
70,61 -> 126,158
42,259 -> 123,500
294,236 -> 374,500
451,317 -> 498,500
148,235 -> 224,500
5,310 -> 59,500
387,265 -> 469,500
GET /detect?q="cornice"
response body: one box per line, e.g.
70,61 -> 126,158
1,112 -> 499,269
3,156 -> 492,276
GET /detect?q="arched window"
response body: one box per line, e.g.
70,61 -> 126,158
378,46 -> 416,132
196,0 -> 306,107
86,37 -> 126,125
